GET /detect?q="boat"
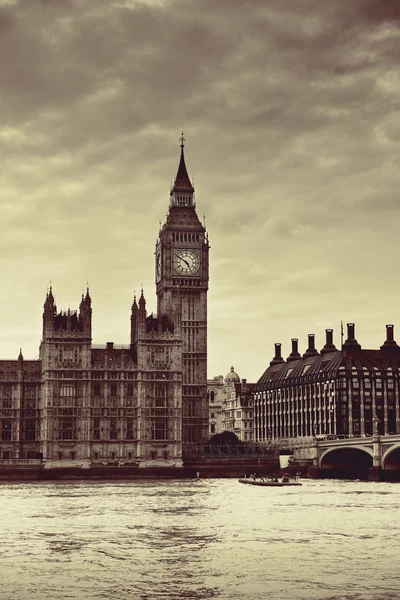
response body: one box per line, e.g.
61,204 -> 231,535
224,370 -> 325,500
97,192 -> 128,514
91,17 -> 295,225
238,475 -> 302,487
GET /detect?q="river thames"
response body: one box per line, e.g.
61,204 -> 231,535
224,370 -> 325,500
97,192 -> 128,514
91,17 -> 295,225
0,478 -> 399,600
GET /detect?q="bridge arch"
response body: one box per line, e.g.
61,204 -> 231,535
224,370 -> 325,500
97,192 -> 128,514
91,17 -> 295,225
382,443 -> 400,470
319,445 -> 373,478
320,445 -> 374,465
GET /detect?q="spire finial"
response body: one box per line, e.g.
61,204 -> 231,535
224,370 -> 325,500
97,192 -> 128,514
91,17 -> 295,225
171,131 -> 194,194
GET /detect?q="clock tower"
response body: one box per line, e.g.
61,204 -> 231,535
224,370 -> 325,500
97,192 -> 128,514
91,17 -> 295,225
156,135 -> 209,448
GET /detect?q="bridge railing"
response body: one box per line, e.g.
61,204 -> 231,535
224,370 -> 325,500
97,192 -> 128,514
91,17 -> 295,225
183,442 -> 280,459
0,459 -> 42,466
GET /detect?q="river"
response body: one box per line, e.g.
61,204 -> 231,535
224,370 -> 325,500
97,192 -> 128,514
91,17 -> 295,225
0,478 -> 399,600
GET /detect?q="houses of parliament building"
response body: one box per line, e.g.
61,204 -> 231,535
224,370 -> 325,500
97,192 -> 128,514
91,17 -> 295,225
0,138 -> 210,468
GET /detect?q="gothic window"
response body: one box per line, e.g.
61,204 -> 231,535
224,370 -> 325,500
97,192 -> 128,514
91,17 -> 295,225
210,391 -> 215,402
1,420 -> 12,441
25,419 -> 36,441
59,419 -> 75,440
155,384 -> 167,407
93,418 -> 100,440
60,384 -> 75,406
110,384 -> 118,397
126,420 -> 134,440
152,418 -> 168,440
110,419 -> 118,439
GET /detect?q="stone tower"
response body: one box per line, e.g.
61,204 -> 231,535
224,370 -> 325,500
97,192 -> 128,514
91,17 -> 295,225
39,286 -> 92,461
156,135 -> 209,446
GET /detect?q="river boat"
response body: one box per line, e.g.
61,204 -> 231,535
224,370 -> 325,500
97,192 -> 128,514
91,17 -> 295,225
239,475 -> 302,487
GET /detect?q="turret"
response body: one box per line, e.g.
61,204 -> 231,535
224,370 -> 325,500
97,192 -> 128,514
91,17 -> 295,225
79,286 -> 92,337
42,286 -> 56,339
130,295 -> 138,345
138,289 -> 147,324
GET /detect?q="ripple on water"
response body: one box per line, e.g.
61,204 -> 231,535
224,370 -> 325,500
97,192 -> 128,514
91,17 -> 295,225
0,479 -> 399,600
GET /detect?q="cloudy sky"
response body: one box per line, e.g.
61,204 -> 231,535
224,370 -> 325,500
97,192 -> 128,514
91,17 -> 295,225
0,0 -> 399,381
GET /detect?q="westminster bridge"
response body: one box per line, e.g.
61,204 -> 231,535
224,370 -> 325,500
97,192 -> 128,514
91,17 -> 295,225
285,433 -> 400,480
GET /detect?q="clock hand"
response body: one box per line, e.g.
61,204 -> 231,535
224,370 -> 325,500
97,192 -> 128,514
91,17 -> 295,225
181,258 -> 190,267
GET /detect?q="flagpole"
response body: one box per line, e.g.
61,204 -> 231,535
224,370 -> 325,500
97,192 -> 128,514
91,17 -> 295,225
341,320 -> 344,349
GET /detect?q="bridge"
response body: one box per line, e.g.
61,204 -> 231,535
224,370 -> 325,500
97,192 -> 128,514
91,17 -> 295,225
289,433 -> 400,480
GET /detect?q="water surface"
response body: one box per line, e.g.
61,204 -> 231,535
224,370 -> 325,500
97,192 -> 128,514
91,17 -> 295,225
0,478 -> 399,599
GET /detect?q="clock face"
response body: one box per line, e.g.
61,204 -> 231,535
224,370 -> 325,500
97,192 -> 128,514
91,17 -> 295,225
173,249 -> 200,276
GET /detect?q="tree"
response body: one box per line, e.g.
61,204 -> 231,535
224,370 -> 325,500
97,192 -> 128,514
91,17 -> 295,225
208,431 -> 242,446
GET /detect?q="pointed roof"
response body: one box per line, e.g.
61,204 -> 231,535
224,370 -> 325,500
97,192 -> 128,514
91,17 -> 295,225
171,132 -> 194,193
44,284 -> 54,308
139,288 -> 146,310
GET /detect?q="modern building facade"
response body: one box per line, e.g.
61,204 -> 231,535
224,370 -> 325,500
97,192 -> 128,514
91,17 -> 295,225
0,138 -> 209,468
254,323 -> 400,444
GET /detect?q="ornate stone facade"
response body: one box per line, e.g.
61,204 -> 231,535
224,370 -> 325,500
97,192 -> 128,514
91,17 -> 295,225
207,368 -> 255,441
0,140 -> 209,468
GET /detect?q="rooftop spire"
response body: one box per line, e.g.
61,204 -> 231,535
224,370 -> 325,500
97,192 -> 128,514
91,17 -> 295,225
171,131 -> 194,193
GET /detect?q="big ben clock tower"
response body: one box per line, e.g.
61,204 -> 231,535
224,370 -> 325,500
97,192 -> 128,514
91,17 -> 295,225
156,134 -> 209,448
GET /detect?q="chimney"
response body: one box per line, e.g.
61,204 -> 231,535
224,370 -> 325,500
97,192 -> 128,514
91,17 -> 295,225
106,342 -> 114,350
342,323 -> 361,350
287,338 -> 301,362
380,324 -> 399,351
303,334 -> 319,358
321,329 -> 338,355
270,343 -> 285,366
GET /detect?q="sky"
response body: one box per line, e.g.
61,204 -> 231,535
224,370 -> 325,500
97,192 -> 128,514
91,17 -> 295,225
0,0 -> 399,381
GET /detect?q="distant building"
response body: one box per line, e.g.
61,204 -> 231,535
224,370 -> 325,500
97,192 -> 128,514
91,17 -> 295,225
254,323 -> 400,444
0,139 -> 210,467
207,376 -> 224,436
208,367 -> 255,442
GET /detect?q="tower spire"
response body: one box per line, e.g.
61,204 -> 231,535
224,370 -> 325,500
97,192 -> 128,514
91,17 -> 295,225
171,131 -> 194,193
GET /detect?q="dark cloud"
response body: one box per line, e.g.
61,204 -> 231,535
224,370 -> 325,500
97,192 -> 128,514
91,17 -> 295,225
0,7 -> 15,33
361,0 -> 400,23
0,0 -> 399,376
